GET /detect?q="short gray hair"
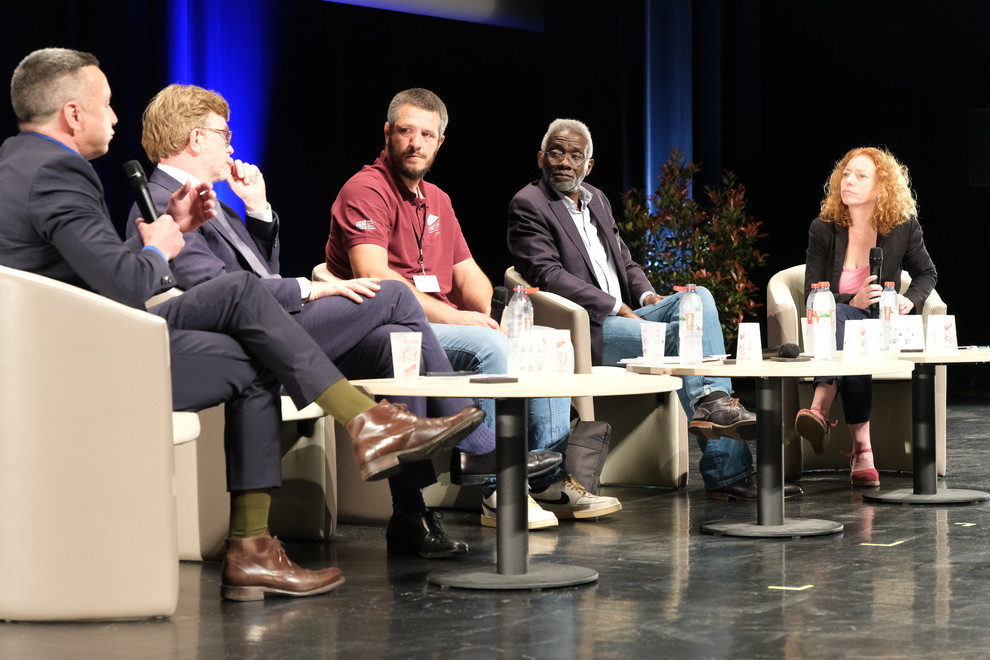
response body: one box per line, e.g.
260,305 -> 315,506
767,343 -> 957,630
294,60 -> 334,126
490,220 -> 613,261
387,88 -> 448,136
541,118 -> 593,159
10,48 -> 100,124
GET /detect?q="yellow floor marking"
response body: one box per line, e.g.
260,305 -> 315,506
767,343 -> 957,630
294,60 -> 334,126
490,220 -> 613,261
768,584 -> 814,591
860,540 -> 907,547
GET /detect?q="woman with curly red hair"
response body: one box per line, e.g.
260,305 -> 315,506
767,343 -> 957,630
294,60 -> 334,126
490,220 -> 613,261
796,147 -> 937,487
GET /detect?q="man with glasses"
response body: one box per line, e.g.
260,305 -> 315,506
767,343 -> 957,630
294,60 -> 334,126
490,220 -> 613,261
507,119 -> 799,501
326,89 -> 623,527
126,84 -> 563,559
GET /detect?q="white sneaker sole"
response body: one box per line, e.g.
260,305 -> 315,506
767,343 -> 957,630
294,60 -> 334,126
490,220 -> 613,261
535,501 -> 623,519
480,510 -> 558,530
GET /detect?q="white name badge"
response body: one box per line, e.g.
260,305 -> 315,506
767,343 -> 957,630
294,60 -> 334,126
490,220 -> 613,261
413,274 -> 441,293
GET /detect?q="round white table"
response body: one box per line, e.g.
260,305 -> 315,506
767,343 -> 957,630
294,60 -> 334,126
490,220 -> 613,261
628,357 -> 912,538
864,349 -> 990,505
350,371 -> 682,590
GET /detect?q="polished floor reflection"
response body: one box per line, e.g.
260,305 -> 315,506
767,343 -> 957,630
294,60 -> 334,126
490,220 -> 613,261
4,399 -> 990,659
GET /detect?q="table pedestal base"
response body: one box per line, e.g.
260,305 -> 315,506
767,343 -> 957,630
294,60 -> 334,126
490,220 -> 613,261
428,564 -> 599,590
701,518 -> 842,538
865,488 -> 990,505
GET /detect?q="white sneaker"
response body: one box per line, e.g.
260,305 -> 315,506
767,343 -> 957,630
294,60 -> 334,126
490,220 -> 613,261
481,491 -> 558,530
530,475 -> 622,519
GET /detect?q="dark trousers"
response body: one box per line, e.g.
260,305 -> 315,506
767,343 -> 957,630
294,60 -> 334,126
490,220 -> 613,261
152,272 -> 343,491
813,303 -> 872,424
294,280 -> 477,492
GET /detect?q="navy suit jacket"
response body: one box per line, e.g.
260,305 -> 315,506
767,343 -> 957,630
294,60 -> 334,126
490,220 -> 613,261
507,178 -> 655,364
126,167 -> 303,312
0,132 -> 174,307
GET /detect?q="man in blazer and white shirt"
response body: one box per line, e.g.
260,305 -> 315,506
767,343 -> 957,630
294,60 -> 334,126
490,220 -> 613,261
507,118 -> 800,501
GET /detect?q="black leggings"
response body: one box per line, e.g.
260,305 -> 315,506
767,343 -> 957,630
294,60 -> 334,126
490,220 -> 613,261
812,303 -> 872,425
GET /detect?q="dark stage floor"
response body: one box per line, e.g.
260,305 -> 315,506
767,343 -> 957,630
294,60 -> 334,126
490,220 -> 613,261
5,399 -> 990,659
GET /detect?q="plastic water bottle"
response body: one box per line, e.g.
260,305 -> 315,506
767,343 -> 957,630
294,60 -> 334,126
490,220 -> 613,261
813,281 -> 836,361
503,285 -> 533,338
504,286 -> 534,374
678,284 -> 704,365
880,281 -> 899,350
803,282 -> 820,353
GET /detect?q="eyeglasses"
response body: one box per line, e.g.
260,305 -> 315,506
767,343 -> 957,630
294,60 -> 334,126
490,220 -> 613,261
543,149 -> 587,166
198,126 -> 232,146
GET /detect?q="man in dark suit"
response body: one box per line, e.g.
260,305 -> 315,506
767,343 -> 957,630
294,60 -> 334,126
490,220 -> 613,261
0,48 -> 483,599
127,84 -> 560,557
507,119 -> 799,501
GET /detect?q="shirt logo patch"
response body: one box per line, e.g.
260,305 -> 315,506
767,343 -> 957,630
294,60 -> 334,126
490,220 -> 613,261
356,219 -> 377,231
426,214 -> 440,235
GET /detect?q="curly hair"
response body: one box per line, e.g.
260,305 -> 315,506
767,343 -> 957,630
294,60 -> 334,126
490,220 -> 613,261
819,147 -> 917,234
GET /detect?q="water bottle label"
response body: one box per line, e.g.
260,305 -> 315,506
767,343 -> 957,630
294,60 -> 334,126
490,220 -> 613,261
682,312 -> 698,331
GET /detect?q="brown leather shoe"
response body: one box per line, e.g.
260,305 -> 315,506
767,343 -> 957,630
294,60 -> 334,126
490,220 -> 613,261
347,400 -> 485,481
221,535 -> 345,601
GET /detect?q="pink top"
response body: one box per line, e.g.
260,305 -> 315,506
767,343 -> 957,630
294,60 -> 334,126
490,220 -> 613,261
839,265 -> 869,295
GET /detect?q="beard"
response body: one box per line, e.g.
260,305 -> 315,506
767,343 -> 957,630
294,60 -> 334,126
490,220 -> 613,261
543,164 -> 586,195
389,142 -> 435,182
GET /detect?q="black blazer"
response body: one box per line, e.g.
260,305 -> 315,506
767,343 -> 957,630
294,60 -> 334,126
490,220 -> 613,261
804,216 -> 937,313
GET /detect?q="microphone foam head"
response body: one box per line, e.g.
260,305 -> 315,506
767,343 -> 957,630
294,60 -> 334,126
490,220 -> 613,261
780,343 -> 800,359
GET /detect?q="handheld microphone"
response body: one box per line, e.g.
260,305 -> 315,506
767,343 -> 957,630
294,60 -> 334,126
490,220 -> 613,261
123,160 -> 159,224
869,247 -> 883,318
491,286 -> 509,324
762,343 -> 801,359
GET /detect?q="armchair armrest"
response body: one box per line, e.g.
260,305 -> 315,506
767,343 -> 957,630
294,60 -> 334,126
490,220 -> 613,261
766,267 -> 803,348
504,267 -> 592,374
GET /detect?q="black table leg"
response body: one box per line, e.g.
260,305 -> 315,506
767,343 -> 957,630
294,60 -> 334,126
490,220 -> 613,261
428,397 -> 598,589
865,363 -> 989,505
701,376 -> 843,538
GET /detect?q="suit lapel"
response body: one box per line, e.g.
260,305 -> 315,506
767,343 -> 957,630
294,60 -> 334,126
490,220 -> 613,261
538,179 -> 598,280
150,168 -> 271,277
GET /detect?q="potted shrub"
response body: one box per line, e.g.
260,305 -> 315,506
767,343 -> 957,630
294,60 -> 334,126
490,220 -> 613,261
619,149 -> 767,344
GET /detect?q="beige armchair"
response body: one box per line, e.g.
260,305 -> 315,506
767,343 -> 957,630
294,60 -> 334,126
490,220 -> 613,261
0,264 -> 178,621
145,287 -> 336,560
504,267 -> 688,489
767,264 -> 947,478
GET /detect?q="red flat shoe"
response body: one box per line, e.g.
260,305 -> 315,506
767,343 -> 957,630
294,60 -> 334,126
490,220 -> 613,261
843,448 -> 880,487
795,407 -> 836,455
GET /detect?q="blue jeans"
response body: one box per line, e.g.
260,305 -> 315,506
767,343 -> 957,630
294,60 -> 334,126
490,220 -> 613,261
429,323 -> 570,490
601,287 -> 754,489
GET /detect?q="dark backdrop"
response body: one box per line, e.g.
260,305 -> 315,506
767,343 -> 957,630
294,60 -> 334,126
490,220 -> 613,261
3,1 -> 989,376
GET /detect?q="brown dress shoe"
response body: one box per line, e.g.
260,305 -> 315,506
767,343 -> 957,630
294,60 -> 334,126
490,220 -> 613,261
347,400 -> 485,481
221,535 -> 345,601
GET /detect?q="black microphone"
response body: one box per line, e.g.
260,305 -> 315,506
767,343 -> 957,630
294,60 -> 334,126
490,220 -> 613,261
491,286 -> 509,324
762,343 -> 801,359
869,247 -> 883,318
123,160 -> 159,224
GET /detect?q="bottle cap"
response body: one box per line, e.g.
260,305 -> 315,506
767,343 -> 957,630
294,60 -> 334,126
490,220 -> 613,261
884,281 -> 895,287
